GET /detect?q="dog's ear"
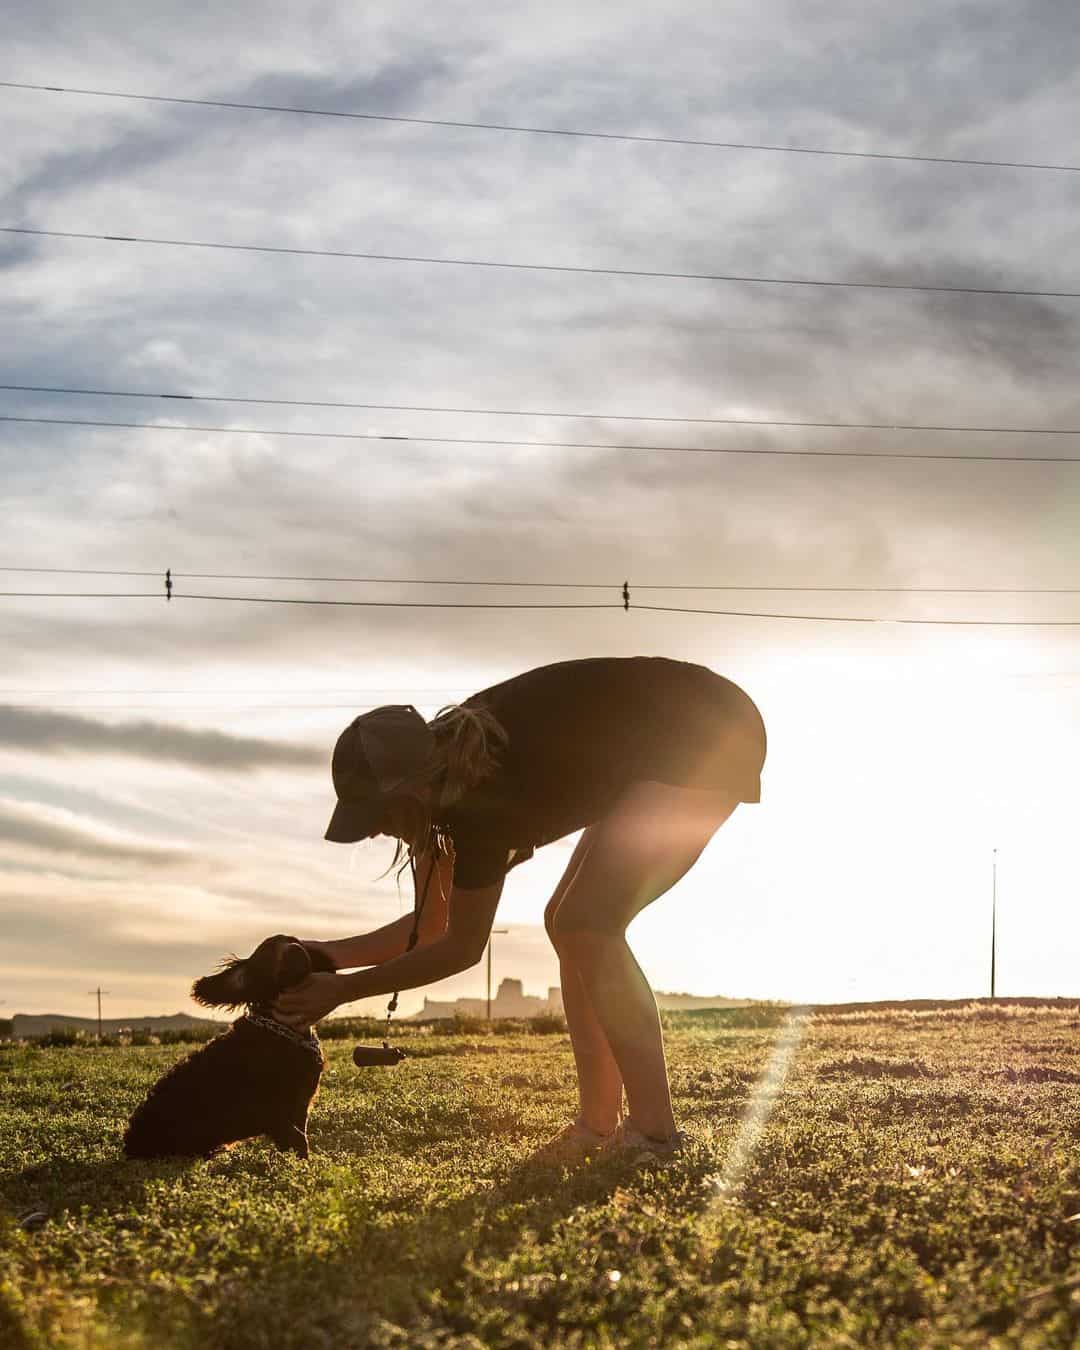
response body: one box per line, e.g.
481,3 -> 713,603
278,942 -> 312,989
191,957 -> 249,1008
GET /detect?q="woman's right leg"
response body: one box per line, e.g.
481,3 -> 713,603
549,782 -> 740,1142
544,829 -> 624,1135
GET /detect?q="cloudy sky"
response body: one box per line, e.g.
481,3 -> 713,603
3,1 -> 1080,1018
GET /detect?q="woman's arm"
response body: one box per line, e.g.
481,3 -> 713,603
275,878 -> 503,1024
309,846 -> 453,969
341,878 -> 502,998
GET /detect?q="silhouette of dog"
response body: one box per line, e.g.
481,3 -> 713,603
123,935 -> 334,1160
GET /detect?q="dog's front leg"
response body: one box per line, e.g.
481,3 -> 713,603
270,1121 -> 310,1158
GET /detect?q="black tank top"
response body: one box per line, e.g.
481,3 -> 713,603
438,657 -> 766,890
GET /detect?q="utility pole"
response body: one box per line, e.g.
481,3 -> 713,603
87,987 -> 110,1039
990,848 -> 998,1000
486,929 -> 509,1020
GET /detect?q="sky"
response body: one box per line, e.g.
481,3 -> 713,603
2,1 -> 1080,1018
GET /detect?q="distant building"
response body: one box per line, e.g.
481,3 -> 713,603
409,978 -> 745,1020
410,977 -> 561,1021
409,978 -> 750,1021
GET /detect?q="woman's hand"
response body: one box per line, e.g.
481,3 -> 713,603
274,971 -> 347,1028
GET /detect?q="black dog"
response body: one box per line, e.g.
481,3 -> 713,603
123,935 -> 334,1160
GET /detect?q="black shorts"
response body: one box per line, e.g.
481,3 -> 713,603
631,665 -> 767,803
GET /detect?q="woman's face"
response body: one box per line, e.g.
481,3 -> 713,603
376,794 -> 422,844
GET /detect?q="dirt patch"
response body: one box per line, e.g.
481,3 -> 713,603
998,1066 -> 1080,1085
679,1066 -> 759,1098
818,1057 -> 934,1080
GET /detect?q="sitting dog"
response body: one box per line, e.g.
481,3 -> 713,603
123,934 -> 334,1160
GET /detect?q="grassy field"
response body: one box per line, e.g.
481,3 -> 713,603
2,1003 -> 1080,1348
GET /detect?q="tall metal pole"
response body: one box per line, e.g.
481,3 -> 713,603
87,987 -> 109,1039
990,848 -> 998,1000
486,929 -> 509,1019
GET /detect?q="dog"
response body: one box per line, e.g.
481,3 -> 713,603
123,935 -> 334,1160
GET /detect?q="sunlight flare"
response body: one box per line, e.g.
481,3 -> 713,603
713,1008 -> 809,1200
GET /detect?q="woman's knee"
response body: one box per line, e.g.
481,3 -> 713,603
546,904 -> 605,959
544,830 -> 595,944
548,909 -> 626,960
545,894 -> 610,953
543,895 -> 562,946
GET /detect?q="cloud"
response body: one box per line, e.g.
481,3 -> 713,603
0,868 -> 559,1019
0,704 -> 324,770
0,797 -> 189,864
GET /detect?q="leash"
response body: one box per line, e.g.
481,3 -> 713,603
352,849 -> 436,1068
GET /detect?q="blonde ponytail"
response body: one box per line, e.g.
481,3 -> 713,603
428,702 -> 508,808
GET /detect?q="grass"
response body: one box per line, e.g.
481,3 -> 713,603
2,1004 -> 1080,1347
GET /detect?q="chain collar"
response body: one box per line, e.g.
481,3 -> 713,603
241,1010 -> 324,1065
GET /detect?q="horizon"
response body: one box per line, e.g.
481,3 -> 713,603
2,977 -> 763,1023
9,990 -> 1080,1029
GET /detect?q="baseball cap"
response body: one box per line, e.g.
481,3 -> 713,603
325,705 -> 437,843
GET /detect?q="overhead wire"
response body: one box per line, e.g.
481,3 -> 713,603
1,566 -> 1080,594
1,705 -> 462,713
5,382 -> 1080,437
6,226 -> 1080,300
4,414 -> 1080,462
0,592 -> 613,610
3,93 -> 1079,626
2,80 -> 1078,174
0,687 -> 467,694
3,590 -> 1080,625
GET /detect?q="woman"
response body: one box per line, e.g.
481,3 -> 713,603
276,655 -> 766,1160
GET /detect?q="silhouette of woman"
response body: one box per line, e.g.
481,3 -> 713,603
276,655 -> 766,1159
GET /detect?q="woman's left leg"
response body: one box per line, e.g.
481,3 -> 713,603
547,780 -> 740,1141
544,829 -> 625,1134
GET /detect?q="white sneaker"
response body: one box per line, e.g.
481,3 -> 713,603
531,1118 -> 613,1164
602,1120 -> 686,1163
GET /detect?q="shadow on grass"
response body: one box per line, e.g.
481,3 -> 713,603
0,1285 -> 36,1350
0,1140 -> 668,1347
0,1153 -> 189,1227
175,1153 -> 649,1348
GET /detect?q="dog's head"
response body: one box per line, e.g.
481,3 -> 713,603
191,934 -> 334,1010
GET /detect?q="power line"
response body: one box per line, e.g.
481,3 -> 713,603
5,673 -> 1078,696
7,226 -> 1080,300
4,590 -> 1080,625
0,702 -> 448,712
0,591 -> 613,610
5,381 -> 1080,437
0,565 -> 612,586
3,80 -> 1078,175
632,603 -> 1080,627
0,566 -> 159,578
0,687 -> 466,694
4,414 -> 1079,463
7,677 -> 1080,706
2,566 -> 1080,594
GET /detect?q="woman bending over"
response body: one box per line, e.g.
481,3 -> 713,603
277,655 -> 767,1160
